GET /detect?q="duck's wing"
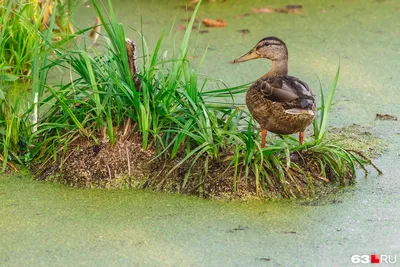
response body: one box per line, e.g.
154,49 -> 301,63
251,76 -> 315,109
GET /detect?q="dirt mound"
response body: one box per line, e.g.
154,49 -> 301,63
35,132 -> 257,198
35,126 -> 376,199
60,134 -> 154,188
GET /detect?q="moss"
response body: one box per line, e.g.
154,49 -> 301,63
327,124 -> 387,158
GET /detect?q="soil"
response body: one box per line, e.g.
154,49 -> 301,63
34,124 -> 373,199
35,130 -> 259,199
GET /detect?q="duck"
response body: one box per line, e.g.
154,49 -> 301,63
232,36 -> 316,148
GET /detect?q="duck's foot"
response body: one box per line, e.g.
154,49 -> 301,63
299,131 -> 304,145
261,129 -> 267,148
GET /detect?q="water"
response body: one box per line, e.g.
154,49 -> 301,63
1,0 -> 400,266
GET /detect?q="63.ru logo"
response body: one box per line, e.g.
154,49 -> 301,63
351,254 -> 397,264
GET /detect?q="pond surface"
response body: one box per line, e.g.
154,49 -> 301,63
1,0 -> 400,266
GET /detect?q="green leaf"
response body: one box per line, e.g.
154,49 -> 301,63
0,73 -> 18,82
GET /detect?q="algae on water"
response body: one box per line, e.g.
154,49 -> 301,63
327,124 -> 387,158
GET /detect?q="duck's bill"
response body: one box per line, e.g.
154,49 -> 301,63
231,48 -> 260,63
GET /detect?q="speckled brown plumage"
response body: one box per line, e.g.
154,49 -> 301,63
246,76 -> 315,135
233,36 -> 316,146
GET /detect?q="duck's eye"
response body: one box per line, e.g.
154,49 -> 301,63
264,43 -> 270,46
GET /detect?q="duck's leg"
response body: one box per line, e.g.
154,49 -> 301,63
261,129 -> 267,148
299,131 -> 304,145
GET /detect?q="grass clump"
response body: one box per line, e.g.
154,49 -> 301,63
0,0 -> 84,171
2,0 -> 381,198
0,0 -> 82,77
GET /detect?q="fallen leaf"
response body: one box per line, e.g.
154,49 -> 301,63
275,6 -> 303,14
252,7 -> 275,14
252,5 -> 303,14
237,29 -> 250,34
235,13 -> 251,19
227,225 -> 248,233
287,5 -> 303,14
176,24 -> 187,31
181,18 -> 200,23
189,0 -> 213,5
202,18 -> 227,27
375,113 -> 398,121
286,5 -> 303,9
176,25 -> 198,31
179,5 -> 195,11
186,55 -> 199,60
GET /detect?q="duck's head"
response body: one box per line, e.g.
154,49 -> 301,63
232,37 -> 288,63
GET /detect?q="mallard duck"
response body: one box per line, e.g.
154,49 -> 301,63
232,36 -> 315,147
